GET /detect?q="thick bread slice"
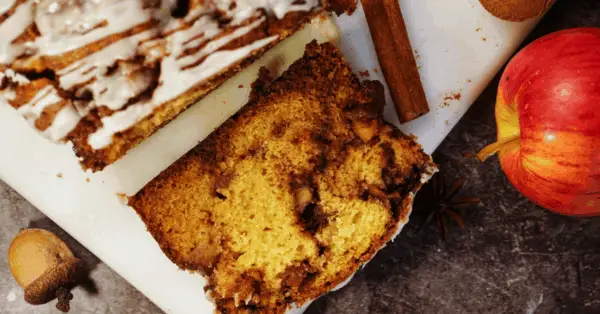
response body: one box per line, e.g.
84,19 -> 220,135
129,41 -> 436,314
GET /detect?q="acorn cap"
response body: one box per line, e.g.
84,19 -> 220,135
8,229 -> 83,306
23,257 -> 83,305
479,0 -> 553,22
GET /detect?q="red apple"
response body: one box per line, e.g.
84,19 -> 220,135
477,27 -> 600,216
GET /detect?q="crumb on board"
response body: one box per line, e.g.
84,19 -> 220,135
223,100 -> 227,104
444,92 -> 462,101
56,173 -> 62,178
482,37 -> 487,41
116,193 -> 128,203
86,178 -> 90,183
440,92 -> 462,108
238,84 -> 244,88
358,70 -> 370,78
476,27 -> 482,32
467,79 -> 472,83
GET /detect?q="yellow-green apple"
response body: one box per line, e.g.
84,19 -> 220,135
477,27 -> 600,216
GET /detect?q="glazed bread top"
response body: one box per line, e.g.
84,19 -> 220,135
0,0 -> 325,170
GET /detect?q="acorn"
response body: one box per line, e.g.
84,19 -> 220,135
8,229 -> 84,312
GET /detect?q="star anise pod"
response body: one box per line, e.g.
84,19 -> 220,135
417,171 -> 481,240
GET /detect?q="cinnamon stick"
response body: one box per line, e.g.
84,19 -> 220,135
361,0 -> 429,123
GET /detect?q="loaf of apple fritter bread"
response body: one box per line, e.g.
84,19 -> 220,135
129,41 -> 437,314
0,0 -> 351,171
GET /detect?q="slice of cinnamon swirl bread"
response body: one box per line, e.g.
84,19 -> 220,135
129,41 -> 436,314
0,0 -> 352,171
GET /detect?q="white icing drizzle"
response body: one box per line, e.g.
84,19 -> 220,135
0,0 -> 319,151
3,89 -> 16,101
81,61 -> 155,111
0,0 -> 16,15
17,85 -> 62,122
16,85 -> 81,141
57,30 -> 156,110
155,19 -> 275,107
0,1 -> 33,64
0,69 -> 30,86
41,104 -> 80,141
214,0 -> 319,23
30,0 -> 152,56
57,30 -> 153,82
170,15 -> 223,67
89,26 -> 278,149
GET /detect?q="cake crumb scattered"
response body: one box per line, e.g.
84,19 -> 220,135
443,92 -> 462,101
467,79 -> 472,83
482,37 -> 487,41
116,193 -> 128,203
373,68 -> 379,73
358,70 -> 370,78
440,92 -> 462,108
56,173 -> 62,179
86,178 -> 90,183
238,84 -> 244,88
476,27 -> 482,32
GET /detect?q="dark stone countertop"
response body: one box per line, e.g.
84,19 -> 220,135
1,0 -> 599,313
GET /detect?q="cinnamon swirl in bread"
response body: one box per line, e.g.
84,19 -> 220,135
129,42 -> 436,313
0,0 -> 349,171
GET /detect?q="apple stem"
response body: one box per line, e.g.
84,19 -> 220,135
476,134 -> 520,162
